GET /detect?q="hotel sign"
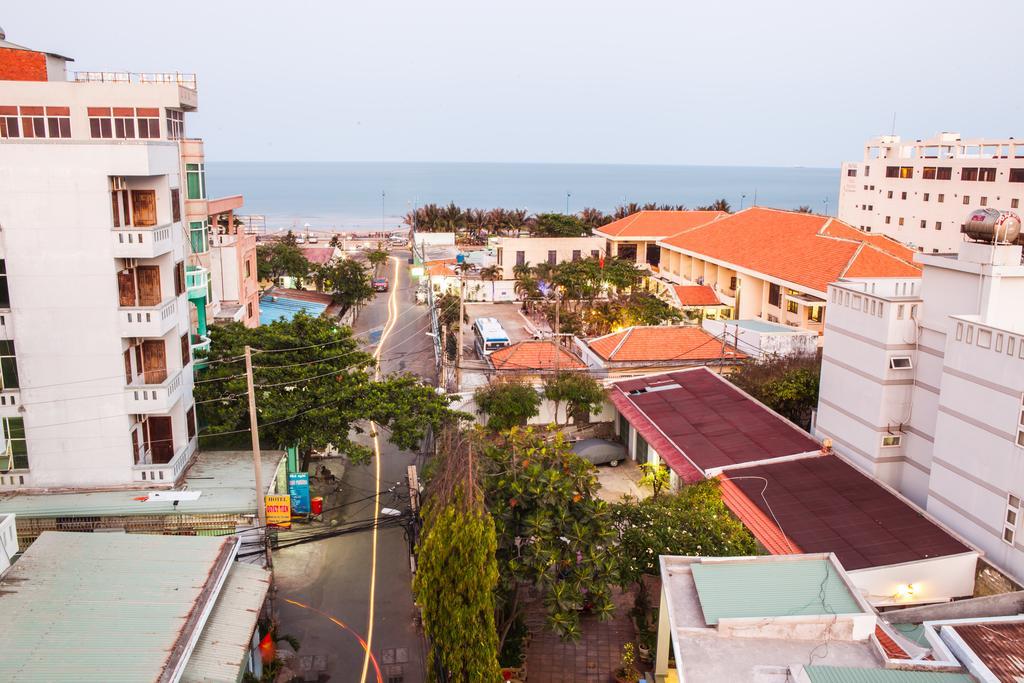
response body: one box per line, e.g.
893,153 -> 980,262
265,494 -> 292,528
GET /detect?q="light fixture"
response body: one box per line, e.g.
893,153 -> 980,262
894,583 -> 918,600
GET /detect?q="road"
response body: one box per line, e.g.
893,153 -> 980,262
274,251 -> 435,682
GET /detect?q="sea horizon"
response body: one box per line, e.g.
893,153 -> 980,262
206,160 -> 840,233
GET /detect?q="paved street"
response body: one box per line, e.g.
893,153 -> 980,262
274,251 -> 435,682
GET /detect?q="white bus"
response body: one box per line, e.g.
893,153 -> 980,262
473,317 -> 511,357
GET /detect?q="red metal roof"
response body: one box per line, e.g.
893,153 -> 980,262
608,390 -> 703,483
951,621 -> 1024,681
720,456 -> 970,571
611,368 -> 820,474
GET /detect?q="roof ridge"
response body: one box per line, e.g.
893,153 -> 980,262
839,242 -> 867,279
608,327 -> 634,359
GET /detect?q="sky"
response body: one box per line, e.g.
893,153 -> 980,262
5,1 -> 1022,167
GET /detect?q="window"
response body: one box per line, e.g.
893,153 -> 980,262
920,220 -> 926,229
247,301 -> 254,319
515,251 -> 525,267
0,106 -> 18,137
847,168 -> 857,177
899,167 -> 913,179
729,276 -> 738,291
17,106 -> 45,138
767,314 -> 779,323
1017,396 -> 1024,448
979,167 -> 996,182
898,217 -> 904,226
170,188 -> 181,223
166,109 -> 184,139
885,216 -> 891,224
0,341 -> 18,389
136,108 -> 159,138
768,283 -> 782,307
938,194 -> 945,203
1010,169 -> 1024,183
937,167 -> 952,180
174,261 -> 185,297
88,107 -> 113,138
886,166 -> 899,178
865,166 -> 870,177
1013,199 -> 1020,209
113,107 -> 135,138
887,190 -> 894,199
495,248 -> 503,266
45,106 -> 70,137
922,167 -> 937,180
109,177 -> 130,228
786,300 -> 799,314
889,356 -> 913,370
591,250 -> 600,258
901,192 -> 908,200
245,259 -> 252,278
981,196 -> 988,207
180,332 -> 190,367
923,193 -> 929,201
807,306 -> 822,323
963,195 -> 971,205
1005,494 -> 1021,545
0,416 -> 27,470
936,222 -> 942,231
961,168 -> 978,181
185,163 -> 206,200
190,220 -> 209,254
881,434 -> 902,447
897,304 -> 905,319
0,260 -> 9,309
572,250 -> 581,261
547,250 -> 557,265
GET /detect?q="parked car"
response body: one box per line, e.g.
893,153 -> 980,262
571,438 -> 625,467
372,277 -> 389,292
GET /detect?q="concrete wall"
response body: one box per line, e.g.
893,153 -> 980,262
494,236 -> 605,271
847,552 -> 979,608
702,318 -> 817,359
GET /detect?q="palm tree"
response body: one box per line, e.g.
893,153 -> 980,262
479,265 -> 502,301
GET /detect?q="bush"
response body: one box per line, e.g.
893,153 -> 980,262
474,381 -> 541,431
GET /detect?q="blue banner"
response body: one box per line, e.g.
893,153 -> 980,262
288,472 -> 311,515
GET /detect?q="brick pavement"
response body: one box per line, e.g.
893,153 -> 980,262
523,587 -> 638,682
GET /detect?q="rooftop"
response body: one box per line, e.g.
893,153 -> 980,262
0,532 -> 239,681
488,340 -> 586,371
586,326 -> 744,363
719,456 -> 971,571
658,207 -> 920,293
609,368 -> 820,482
672,284 -> 723,307
945,619 -> 1024,682
725,318 -> 809,333
799,667 -> 972,683
594,210 -> 727,240
299,246 -> 338,265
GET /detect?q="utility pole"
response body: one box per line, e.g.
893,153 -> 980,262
244,345 -> 269,566
438,323 -> 447,389
407,464 -> 421,573
554,286 -> 561,375
455,269 -> 465,391
718,331 -> 728,375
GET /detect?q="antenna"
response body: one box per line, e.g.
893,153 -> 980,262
890,112 -> 897,137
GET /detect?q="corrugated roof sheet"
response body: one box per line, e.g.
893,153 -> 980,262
950,620 -> 1024,682
0,532 -> 237,682
690,558 -> 862,625
181,563 -> 270,683
802,666 -> 972,683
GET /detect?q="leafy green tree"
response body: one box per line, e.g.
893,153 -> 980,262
257,242 -> 310,284
619,292 -> 683,327
367,248 -> 389,269
194,313 -> 460,469
282,229 -> 299,246
726,353 -> 822,430
638,462 -> 670,498
611,481 -> 757,591
482,429 -> 617,644
543,372 -> 605,426
474,381 -> 541,431
314,258 -> 374,315
533,212 -> 588,237
414,494 -> 501,682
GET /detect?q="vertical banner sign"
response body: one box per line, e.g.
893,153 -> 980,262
288,472 -> 311,515
265,494 -> 292,528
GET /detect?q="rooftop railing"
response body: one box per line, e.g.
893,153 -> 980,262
72,71 -> 197,90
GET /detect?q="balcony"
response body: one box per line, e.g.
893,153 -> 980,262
112,224 -> 173,259
186,266 -> 209,302
132,436 -> 197,485
72,71 -> 198,110
125,369 -> 185,414
119,298 -> 179,338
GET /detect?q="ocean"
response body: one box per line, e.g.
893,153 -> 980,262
205,161 -> 840,233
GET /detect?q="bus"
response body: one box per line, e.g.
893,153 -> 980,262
473,317 -> 511,357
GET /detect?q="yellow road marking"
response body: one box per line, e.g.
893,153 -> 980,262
361,255 -> 400,682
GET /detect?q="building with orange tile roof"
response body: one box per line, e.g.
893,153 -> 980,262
655,207 -> 920,341
575,325 -> 744,377
668,284 -> 731,318
486,340 -> 586,376
594,210 -> 726,270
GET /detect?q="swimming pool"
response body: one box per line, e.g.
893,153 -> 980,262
259,295 -> 328,325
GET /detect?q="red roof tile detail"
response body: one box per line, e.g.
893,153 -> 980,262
587,326 -> 744,362
608,390 -> 704,484
426,263 -> 457,277
488,341 -> 586,371
673,285 -> 722,307
596,210 -> 727,239
299,247 -> 337,265
952,621 -> 1024,680
873,624 -> 925,661
659,207 -> 920,293
718,475 -> 801,555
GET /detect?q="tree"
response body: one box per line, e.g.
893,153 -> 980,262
482,429 -> 617,644
367,248 -> 389,269
619,292 -> 683,327
638,462 -> 670,498
543,372 -> 605,426
257,242 -> 310,285
194,313 -> 461,469
696,198 -> 732,212
474,381 -> 541,431
479,265 -> 502,301
726,353 -> 822,430
329,233 -> 342,248
795,205 -> 813,213
315,258 -> 374,315
533,212 -> 588,237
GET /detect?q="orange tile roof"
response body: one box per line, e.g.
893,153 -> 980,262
587,326 -> 744,362
426,263 -> 457,277
658,207 -> 921,293
672,285 -> 722,307
488,341 -> 586,371
595,210 -> 726,239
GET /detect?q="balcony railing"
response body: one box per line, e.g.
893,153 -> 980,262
119,298 -> 178,338
125,369 -> 184,414
112,224 -> 173,259
132,436 -> 197,484
186,266 -> 209,301
73,71 -> 197,90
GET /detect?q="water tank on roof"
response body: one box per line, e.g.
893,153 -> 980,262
961,209 -> 1023,245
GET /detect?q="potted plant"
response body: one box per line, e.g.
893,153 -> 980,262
637,629 -> 655,663
614,642 -> 641,683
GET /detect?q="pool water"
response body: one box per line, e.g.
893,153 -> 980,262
259,295 -> 328,325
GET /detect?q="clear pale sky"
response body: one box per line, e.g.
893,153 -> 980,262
5,1 -> 1021,166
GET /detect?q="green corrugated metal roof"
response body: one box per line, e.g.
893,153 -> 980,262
0,531 -> 236,682
803,666 -> 973,683
181,562 -> 270,683
690,558 -> 862,625
890,623 -> 930,647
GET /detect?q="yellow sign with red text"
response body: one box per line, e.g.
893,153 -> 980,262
265,494 -> 292,528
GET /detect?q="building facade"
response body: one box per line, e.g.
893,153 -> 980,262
816,237 -> 1024,580
493,235 -> 605,273
0,35 -> 212,489
838,132 -> 1024,254
208,195 -> 259,328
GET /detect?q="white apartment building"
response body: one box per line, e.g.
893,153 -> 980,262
0,34 -> 211,490
493,235 -> 605,272
839,132 -> 1024,254
816,227 -> 1024,580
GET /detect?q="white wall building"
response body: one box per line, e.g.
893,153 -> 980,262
0,35 -> 207,490
493,236 -> 605,273
839,132 -> 1024,254
816,233 -> 1024,581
